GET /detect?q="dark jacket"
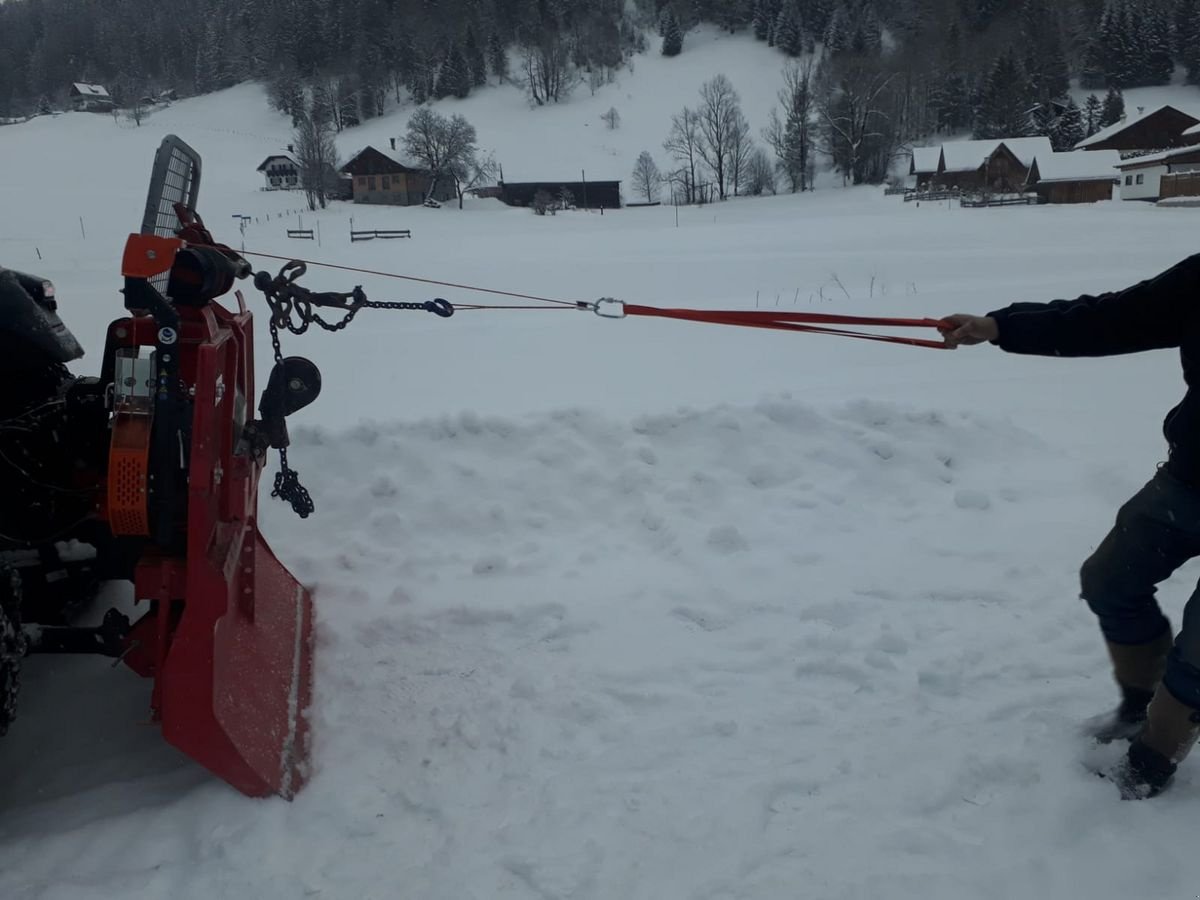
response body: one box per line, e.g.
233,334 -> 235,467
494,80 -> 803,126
988,253 -> 1200,485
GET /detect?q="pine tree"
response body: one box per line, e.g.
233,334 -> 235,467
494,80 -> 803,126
1140,3 -> 1175,85
1100,86 -> 1125,127
1176,0 -> 1200,84
823,7 -> 848,54
974,50 -> 1035,139
662,11 -> 683,56
437,43 -> 471,99
1051,97 -> 1084,150
753,0 -> 771,40
1083,93 -> 1103,136
775,6 -> 803,56
465,28 -> 487,88
487,32 -> 508,83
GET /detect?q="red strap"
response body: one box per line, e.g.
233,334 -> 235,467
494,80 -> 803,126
621,305 -> 952,349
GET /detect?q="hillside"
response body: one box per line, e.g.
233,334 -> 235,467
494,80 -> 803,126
3,30 -> 1200,900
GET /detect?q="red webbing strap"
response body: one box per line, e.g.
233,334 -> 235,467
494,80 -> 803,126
621,305 -> 952,349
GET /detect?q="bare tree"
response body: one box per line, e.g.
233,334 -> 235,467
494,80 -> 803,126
728,114 -> 753,197
521,35 -> 578,105
403,107 -> 476,200
695,74 -> 747,200
631,150 -> 662,202
763,61 -> 817,192
744,147 -> 776,195
294,112 -> 338,211
601,106 -> 621,129
452,153 -> 500,209
817,60 -> 901,186
663,106 -> 703,204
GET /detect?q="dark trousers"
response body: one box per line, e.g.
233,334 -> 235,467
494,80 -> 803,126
1081,467 -> 1200,709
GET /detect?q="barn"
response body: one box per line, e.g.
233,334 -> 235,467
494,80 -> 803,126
1075,104 -> 1200,154
909,146 -> 941,190
498,180 -> 622,210
935,137 -> 1052,193
1024,151 -> 1120,204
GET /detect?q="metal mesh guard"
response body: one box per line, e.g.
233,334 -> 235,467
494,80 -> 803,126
140,135 -> 202,239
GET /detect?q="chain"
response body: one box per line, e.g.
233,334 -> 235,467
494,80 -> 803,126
256,264 -> 453,519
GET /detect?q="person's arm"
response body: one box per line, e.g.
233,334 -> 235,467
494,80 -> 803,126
943,253 -> 1200,356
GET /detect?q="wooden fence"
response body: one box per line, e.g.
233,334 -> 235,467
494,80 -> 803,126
350,229 -> 412,242
286,228 -> 315,239
1161,172 -> 1200,200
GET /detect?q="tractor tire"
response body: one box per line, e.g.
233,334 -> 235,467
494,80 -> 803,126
0,566 -> 25,737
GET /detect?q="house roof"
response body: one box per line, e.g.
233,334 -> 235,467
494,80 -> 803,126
1075,104 -> 1200,149
257,154 -> 297,171
341,145 -> 424,175
71,83 -> 109,97
940,136 -> 1052,172
1028,150 -> 1120,184
1185,122 -> 1200,139
909,146 -> 941,174
1113,144 -> 1200,169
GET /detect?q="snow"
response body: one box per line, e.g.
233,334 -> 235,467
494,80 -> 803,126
1185,123 -> 1200,138
1030,150 -> 1121,184
4,31 -> 1200,900
71,83 -> 110,98
939,136 -> 1052,173
1114,144 -> 1200,169
909,145 -> 941,175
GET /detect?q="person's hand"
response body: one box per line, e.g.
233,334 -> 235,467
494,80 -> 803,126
940,314 -> 999,348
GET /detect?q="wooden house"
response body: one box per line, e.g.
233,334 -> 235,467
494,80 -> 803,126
1075,105 -> 1200,154
909,146 -> 941,190
339,146 -> 455,206
498,180 -> 622,210
1024,151 -> 1120,204
934,137 -> 1052,193
70,83 -> 113,112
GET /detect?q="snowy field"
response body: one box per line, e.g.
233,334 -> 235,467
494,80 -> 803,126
4,30 -> 1200,900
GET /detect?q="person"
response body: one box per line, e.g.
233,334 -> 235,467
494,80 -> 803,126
942,253 -> 1200,800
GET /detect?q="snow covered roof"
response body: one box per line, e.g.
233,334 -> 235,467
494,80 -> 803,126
1185,123 -> 1200,139
257,154 -> 297,171
939,136 -> 1052,172
342,145 -> 424,174
1028,150 -> 1120,184
1113,144 -> 1200,169
1075,104 -> 1200,149
71,83 -> 109,97
909,146 -> 940,174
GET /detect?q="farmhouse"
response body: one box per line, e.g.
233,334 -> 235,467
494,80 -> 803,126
256,154 -> 299,191
339,146 -> 455,206
1075,104 -> 1200,154
934,136 -> 1052,193
1114,145 -> 1200,201
69,83 -> 113,112
1024,151 -> 1120,204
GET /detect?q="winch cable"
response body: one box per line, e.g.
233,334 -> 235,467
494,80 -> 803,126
199,245 -> 953,347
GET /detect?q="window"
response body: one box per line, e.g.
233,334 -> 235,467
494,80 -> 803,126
382,175 -> 390,189
1136,174 -> 1145,185
1125,175 -> 1133,186
368,176 -> 376,190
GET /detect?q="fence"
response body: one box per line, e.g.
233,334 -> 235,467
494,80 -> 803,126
883,186 -> 909,196
350,229 -> 412,242
1161,172 -> 1200,200
287,229 -> 315,240
959,193 -> 1038,208
903,189 -> 961,203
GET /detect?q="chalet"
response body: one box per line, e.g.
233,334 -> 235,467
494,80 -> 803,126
1024,151 -> 1120,204
909,146 -> 941,190
1114,145 -> 1200,201
257,154 -> 300,191
70,83 -> 113,112
498,179 -> 622,210
1075,104 -> 1200,154
339,146 -> 455,206
934,136 -> 1052,193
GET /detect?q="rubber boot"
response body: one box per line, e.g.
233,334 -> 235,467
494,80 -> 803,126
1111,686 -> 1200,799
1089,630 -> 1174,744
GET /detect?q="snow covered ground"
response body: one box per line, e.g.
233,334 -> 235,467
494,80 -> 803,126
3,30 -> 1200,900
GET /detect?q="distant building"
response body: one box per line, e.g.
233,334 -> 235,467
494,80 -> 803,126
339,146 -> 455,205
498,179 -> 622,210
934,136 -> 1052,193
1075,104 -> 1200,154
257,154 -> 300,191
1024,151 -> 1120,204
1114,145 -> 1200,201
70,83 -> 113,112
908,146 -> 941,190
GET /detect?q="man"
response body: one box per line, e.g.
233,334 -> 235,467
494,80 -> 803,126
943,253 -> 1200,800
